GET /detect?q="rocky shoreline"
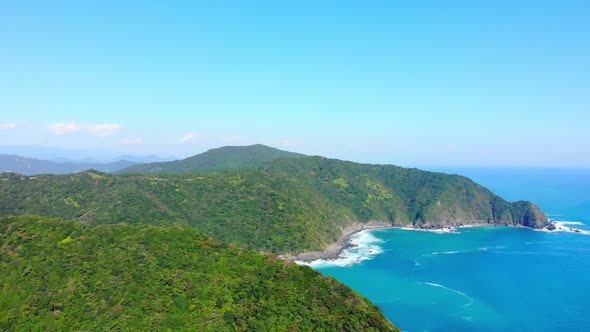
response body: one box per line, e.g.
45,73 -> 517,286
542,220 -> 589,235
279,221 -> 393,262
280,221 -> 485,263
281,219 -> 565,264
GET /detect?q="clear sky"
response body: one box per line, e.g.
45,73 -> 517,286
1,1 -> 588,166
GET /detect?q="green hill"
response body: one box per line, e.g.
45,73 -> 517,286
0,154 -> 548,254
264,157 -> 548,229
0,215 -> 397,331
119,144 -> 306,174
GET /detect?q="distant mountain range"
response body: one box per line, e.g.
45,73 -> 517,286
0,145 -> 305,175
0,154 -> 137,175
0,145 -> 174,164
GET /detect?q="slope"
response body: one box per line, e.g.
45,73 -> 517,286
0,215 -> 397,331
264,157 -> 548,229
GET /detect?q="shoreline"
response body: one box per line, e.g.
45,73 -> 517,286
279,221 -> 393,262
281,220 -> 582,264
281,221 -> 490,263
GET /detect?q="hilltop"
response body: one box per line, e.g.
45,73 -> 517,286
119,144 -> 306,174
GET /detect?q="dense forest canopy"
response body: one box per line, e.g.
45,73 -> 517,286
0,216 -> 398,331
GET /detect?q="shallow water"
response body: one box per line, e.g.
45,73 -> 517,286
313,168 -> 590,332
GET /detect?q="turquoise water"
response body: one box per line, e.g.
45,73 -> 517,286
314,168 -> 590,332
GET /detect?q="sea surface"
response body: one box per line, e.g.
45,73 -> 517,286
310,168 -> 590,332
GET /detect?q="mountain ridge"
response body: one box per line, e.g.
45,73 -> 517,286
0,145 -> 549,254
119,144 -> 307,174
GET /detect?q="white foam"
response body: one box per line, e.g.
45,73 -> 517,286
422,282 -> 473,307
540,221 -> 590,235
431,227 -> 458,234
425,246 -> 504,257
556,221 -> 584,226
399,227 -> 458,234
296,230 -> 384,268
431,250 -> 462,255
479,246 -> 505,250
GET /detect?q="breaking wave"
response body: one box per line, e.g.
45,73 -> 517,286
296,230 -> 384,268
539,221 -> 590,235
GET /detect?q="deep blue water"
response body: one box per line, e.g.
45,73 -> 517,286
313,168 -> 590,332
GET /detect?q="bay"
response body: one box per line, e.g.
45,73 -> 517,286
313,168 -> 590,332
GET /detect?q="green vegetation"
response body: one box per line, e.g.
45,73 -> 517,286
0,169 -> 346,253
332,177 -> 349,189
0,146 -> 550,330
0,153 -> 547,254
119,144 -> 306,174
264,157 -> 547,228
0,215 -> 397,331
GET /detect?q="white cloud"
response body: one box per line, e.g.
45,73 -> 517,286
0,123 -> 17,129
48,122 -> 82,135
47,122 -> 123,136
122,138 -> 144,145
177,133 -> 200,143
226,135 -> 242,143
89,124 -> 122,137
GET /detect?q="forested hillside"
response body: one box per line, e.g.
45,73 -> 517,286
0,153 -> 547,254
0,216 -> 397,331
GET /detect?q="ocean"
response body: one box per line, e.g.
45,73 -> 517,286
308,168 -> 590,332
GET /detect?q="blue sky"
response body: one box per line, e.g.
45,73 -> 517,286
1,1 -> 588,166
